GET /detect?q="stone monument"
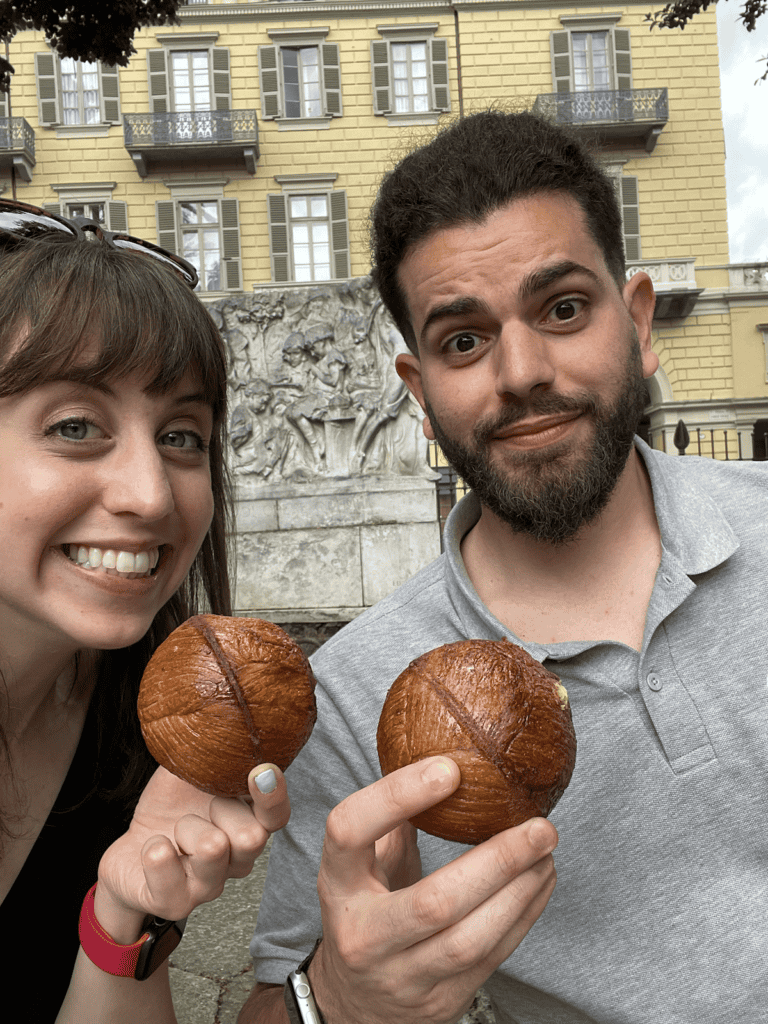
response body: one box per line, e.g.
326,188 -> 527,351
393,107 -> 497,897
209,277 -> 441,626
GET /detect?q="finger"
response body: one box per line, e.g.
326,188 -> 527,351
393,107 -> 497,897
173,813 -> 231,894
247,763 -> 291,834
394,817 -> 558,948
141,834 -> 192,919
374,822 -> 422,891
322,757 -> 460,891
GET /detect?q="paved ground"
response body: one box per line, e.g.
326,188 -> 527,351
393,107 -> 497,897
167,837 -> 495,1023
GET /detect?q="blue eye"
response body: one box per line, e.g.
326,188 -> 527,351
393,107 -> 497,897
161,430 -> 208,452
48,418 -> 100,441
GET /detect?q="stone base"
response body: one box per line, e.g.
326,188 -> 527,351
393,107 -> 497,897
233,475 -> 441,621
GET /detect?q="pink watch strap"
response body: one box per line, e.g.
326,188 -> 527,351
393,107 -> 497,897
78,883 -> 150,978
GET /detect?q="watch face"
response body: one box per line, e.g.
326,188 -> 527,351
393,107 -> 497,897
135,920 -> 184,980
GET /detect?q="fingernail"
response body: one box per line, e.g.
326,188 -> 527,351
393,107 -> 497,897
253,767 -> 277,794
421,758 -> 455,790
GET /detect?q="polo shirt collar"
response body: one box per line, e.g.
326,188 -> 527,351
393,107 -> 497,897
442,437 -> 739,659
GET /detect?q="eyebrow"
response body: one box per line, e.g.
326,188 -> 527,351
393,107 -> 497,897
418,259 -> 601,346
48,376 -> 212,407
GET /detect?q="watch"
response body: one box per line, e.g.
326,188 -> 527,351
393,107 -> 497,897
284,939 -> 327,1024
78,883 -> 186,981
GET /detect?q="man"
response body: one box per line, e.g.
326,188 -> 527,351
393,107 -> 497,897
239,111 -> 768,1023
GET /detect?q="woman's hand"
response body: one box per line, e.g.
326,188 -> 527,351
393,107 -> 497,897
95,764 -> 289,935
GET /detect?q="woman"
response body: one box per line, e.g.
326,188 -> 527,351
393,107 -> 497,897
0,204 -> 290,1022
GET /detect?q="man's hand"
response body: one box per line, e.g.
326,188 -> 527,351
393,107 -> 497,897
96,764 -> 290,935
309,756 -> 558,1024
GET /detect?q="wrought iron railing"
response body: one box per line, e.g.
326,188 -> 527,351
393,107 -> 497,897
533,88 -> 668,126
0,116 -> 35,157
123,109 -> 258,147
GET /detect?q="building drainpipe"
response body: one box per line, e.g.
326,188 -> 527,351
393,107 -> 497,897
4,41 -> 15,199
451,4 -> 464,117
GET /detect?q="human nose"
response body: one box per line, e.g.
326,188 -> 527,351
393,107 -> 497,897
493,323 -> 556,399
100,441 -> 175,521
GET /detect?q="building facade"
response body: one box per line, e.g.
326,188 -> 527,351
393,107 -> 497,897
2,0 -> 767,611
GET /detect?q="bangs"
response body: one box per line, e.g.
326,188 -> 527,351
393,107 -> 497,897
0,237 -> 227,420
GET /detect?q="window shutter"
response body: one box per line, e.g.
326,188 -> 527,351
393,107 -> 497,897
430,38 -> 450,111
156,200 -> 179,255
621,176 -> 641,261
330,190 -> 349,280
370,40 -> 391,115
35,52 -> 60,126
106,201 -> 128,233
0,89 -> 6,118
147,49 -> 170,114
613,29 -> 633,91
43,202 -> 64,216
212,48 -> 231,111
550,31 -> 572,93
267,193 -> 289,282
220,197 -> 242,290
259,46 -> 281,120
321,43 -> 342,117
99,63 -> 121,123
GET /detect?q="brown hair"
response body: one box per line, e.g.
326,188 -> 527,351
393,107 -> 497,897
0,236 -> 233,840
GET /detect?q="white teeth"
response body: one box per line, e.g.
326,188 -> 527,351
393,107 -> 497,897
64,544 -> 161,578
116,551 -> 135,573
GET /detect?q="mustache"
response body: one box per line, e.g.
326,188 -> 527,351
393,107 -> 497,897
473,392 -> 600,445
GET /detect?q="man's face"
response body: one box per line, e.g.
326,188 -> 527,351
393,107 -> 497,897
395,193 -> 658,544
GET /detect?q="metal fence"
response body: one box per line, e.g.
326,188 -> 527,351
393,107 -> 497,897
123,110 -> 258,147
532,88 -> 668,126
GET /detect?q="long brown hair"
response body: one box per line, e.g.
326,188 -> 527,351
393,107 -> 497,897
0,235 -> 233,841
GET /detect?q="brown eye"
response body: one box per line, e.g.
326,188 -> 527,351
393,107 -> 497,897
547,298 -> 585,323
448,333 -> 480,354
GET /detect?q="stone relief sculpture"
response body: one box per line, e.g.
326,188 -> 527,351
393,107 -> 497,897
210,278 -> 436,482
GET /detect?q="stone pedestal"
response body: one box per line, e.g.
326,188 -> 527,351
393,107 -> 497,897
233,475 -> 440,621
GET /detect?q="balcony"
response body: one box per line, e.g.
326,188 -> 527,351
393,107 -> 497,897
532,89 -> 668,152
123,110 -> 259,177
626,257 -> 703,319
0,117 -> 36,182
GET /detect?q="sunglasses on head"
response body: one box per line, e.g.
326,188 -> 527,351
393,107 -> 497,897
0,199 -> 199,289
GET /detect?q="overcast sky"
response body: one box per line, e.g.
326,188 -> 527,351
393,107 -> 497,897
716,1 -> 768,263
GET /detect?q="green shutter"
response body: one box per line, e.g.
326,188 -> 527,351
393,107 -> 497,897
99,62 -> 121,123
212,48 -> 231,112
43,202 -> 64,216
550,31 -> 572,93
621,176 -> 641,261
106,200 -> 128,233
155,200 -> 179,255
35,52 -> 60,126
147,49 -> 170,114
322,43 -> 342,117
0,88 -> 6,118
220,197 -> 242,290
258,46 -> 281,120
430,38 -> 450,111
370,40 -> 391,115
330,190 -> 349,280
268,193 -> 289,282
613,29 -> 633,91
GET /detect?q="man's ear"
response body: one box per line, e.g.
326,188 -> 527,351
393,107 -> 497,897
395,352 -> 436,441
623,271 -> 659,379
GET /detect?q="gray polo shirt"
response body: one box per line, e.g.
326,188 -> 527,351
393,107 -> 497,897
251,440 -> 768,1022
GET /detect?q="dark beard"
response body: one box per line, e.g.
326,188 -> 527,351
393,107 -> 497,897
426,341 -> 648,545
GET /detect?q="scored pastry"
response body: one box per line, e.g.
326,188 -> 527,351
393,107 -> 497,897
138,614 -> 317,798
377,638 -> 577,844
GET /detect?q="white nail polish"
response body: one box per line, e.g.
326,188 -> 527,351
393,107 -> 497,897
254,768 -> 277,794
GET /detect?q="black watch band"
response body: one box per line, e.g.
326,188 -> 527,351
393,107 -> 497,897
284,939 -> 326,1024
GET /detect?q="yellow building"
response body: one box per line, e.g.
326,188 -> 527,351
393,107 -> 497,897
2,0 -> 767,466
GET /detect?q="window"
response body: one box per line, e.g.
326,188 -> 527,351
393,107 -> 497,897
550,20 -> 632,95
156,196 -> 242,292
259,32 -> 342,125
147,37 -> 231,114
34,52 -> 120,127
44,192 -> 128,233
371,25 -> 450,120
267,178 -> 349,283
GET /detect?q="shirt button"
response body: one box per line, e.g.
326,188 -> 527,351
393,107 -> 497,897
647,673 -> 663,691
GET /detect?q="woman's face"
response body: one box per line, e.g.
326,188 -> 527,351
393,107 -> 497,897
0,363 -> 215,661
